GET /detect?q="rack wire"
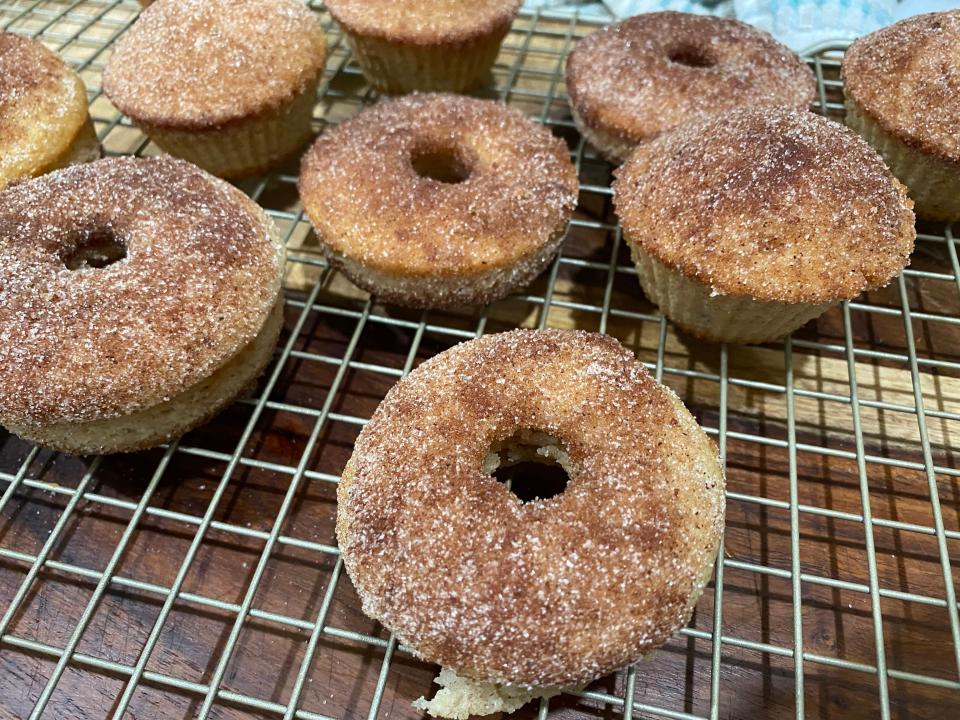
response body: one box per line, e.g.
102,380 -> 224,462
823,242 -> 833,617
0,1 -> 958,718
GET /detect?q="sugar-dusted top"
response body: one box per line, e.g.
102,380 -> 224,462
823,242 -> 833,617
0,32 -> 89,189
843,10 -> 960,165
298,93 -> 578,279
103,0 -> 326,129
325,0 -> 520,44
613,107 -> 915,304
0,157 -> 284,428
566,12 -> 816,145
337,329 -> 724,686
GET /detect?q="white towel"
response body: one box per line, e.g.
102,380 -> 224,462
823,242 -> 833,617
734,0 -> 896,50
522,0 -> 910,52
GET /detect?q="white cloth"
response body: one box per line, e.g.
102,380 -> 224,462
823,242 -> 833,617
734,0 -> 896,51
521,0 -> 926,52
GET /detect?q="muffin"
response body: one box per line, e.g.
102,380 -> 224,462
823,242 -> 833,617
103,0 -> 327,179
325,0 -> 521,94
612,107 -> 916,345
0,32 -> 99,191
843,10 -> 960,222
565,12 -> 816,164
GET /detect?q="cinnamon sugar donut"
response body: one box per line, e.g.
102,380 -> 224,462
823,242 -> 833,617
298,93 -> 578,308
843,10 -> 960,221
337,329 -> 725,716
612,107 -> 915,344
0,157 -> 285,455
565,12 -> 816,163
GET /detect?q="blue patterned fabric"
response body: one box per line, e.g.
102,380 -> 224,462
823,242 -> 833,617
734,0 -> 896,50
521,0 -> 901,51
603,0 -> 731,16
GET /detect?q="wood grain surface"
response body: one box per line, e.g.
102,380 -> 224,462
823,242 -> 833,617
0,3 -> 959,719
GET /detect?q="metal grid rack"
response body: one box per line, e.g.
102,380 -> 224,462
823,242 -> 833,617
0,1 -> 958,718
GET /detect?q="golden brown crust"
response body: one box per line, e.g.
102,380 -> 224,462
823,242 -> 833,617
565,12 -> 816,147
842,10 -> 960,166
6,298 -> 284,455
612,107 -> 915,305
103,0 -> 326,131
298,93 -> 577,298
0,156 -> 284,428
0,32 -> 91,188
325,0 -> 520,46
337,329 -> 725,687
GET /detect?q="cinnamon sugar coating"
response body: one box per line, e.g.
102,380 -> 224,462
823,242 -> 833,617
0,32 -> 91,187
298,93 -> 578,306
843,10 -> 960,165
0,156 -> 283,428
0,33 -> 73,143
565,12 -> 815,148
337,329 -> 725,686
324,0 -> 520,45
612,107 -> 915,305
103,0 -> 326,130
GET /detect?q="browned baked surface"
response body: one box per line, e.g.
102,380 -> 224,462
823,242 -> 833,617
325,0 -> 520,45
843,10 -> 960,166
103,0 -> 326,130
612,107 -> 916,305
565,12 -> 816,146
0,32 -> 90,187
298,93 -> 578,280
337,329 -> 725,687
0,156 -> 283,428
0,33 -> 69,137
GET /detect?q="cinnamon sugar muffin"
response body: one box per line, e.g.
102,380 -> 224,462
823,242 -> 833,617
843,10 -> 960,221
613,107 -> 916,344
0,32 -> 99,192
0,157 -> 285,454
565,12 -> 816,163
338,329 -> 724,717
103,0 -> 326,179
325,0 -> 520,94
298,93 -> 578,308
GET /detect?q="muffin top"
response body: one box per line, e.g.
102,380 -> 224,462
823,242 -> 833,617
843,10 -> 960,165
103,0 -> 326,129
0,32 -> 89,190
612,107 -> 915,304
324,0 -> 521,44
566,12 -> 816,146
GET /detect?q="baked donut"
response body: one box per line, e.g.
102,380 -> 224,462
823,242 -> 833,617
565,12 -> 816,163
0,156 -> 285,455
298,93 -> 578,308
843,10 -> 960,221
337,329 -> 725,717
325,0 -> 520,94
103,0 -> 326,179
0,32 -> 100,191
612,107 -> 916,345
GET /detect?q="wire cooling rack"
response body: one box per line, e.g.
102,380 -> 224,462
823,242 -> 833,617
1,1 -> 959,719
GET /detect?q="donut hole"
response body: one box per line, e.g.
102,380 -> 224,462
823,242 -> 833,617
60,228 -> 127,271
410,144 -> 474,185
484,429 -> 571,503
667,44 -> 716,69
